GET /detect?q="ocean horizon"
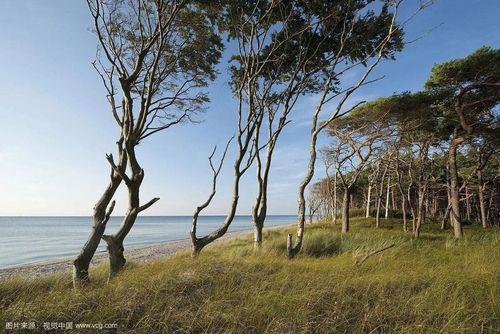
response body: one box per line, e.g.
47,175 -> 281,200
0,215 -> 295,269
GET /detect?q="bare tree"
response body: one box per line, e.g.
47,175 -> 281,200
73,0 -> 222,285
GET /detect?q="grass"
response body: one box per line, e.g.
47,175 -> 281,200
1,218 -> 498,333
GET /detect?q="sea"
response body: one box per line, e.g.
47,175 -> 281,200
0,215 -> 294,269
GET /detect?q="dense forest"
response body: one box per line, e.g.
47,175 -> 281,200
310,46 -> 499,237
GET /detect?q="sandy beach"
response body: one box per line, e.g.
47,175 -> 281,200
0,228 -> 258,280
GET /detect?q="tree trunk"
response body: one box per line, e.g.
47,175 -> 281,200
477,169 -> 489,228
254,223 -> 263,247
407,185 -> 416,233
465,185 -> 471,222
391,187 -> 396,211
333,172 -> 337,224
104,142 -> 158,280
341,187 -> 350,233
375,186 -> 382,228
441,205 -> 451,230
441,167 -> 451,230
191,138 -> 246,256
105,181 -> 140,280
385,173 -> 391,218
449,136 -> 464,238
102,235 -> 126,280
287,94 -> 327,258
376,163 -> 388,227
395,155 -> 407,232
73,139 -> 125,287
414,185 -> 426,238
252,195 -> 267,248
401,195 -> 407,232
366,183 -> 372,218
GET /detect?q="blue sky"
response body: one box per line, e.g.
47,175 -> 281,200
0,0 -> 499,216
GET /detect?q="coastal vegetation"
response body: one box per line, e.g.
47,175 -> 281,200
1,218 -> 498,333
74,0 -> 429,284
1,0 -> 498,332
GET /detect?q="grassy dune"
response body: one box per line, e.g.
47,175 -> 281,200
1,218 -> 498,333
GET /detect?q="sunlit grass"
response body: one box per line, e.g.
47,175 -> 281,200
1,218 -> 498,333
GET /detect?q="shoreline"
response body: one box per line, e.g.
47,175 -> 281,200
0,224 -> 292,280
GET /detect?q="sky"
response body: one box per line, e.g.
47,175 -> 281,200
0,0 -> 499,216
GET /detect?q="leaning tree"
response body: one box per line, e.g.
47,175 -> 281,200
425,46 -> 500,238
285,0 -> 426,258
73,0 -> 222,285
191,0 -> 394,253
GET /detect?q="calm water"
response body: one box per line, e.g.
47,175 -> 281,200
0,215 -> 294,268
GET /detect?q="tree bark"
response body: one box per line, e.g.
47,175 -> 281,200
192,149 -> 244,256
449,134 -> 464,238
102,234 -> 126,279
477,169 -> 489,228
103,142 -> 158,280
395,163 -> 407,232
104,181 -> 140,280
366,183 -> 372,218
333,172 -> 337,224
414,184 -> 426,238
385,173 -> 391,218
465,184 -> 471,222
375,184 -> 382,228
73,139 -> 125,287
287,129 -> 317,258
441,165 -> 451,230
376,164 -> 388,228
341,187 -> 350,233
407,184 -> 416,233
252,183 -> 268,248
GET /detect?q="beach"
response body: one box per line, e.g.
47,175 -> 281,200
0,228 -> 256,280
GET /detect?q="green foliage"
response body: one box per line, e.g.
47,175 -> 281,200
220,0 -> 404,93
425,46 -> 500,90
425,46 -> 500,139
1,219 -> 498,333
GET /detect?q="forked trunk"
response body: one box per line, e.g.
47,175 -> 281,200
252,201 -> 266,249
73,140 -> 125,287
104,142 -> 157,280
